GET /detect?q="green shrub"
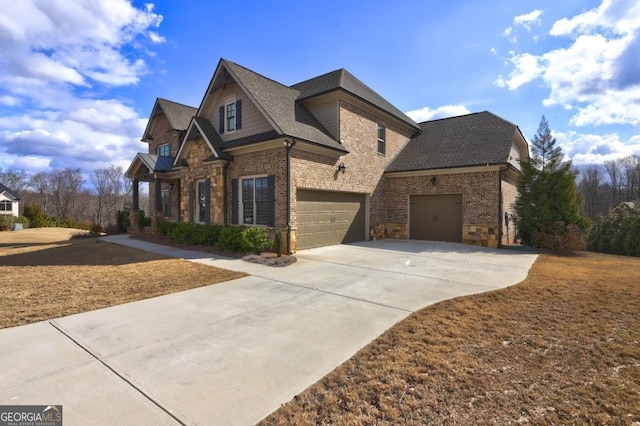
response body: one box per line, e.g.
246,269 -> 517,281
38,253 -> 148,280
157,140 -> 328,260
156,219 -> 176,236
216,226 -> 245,252
588,205 -> 640,257
14,216 -> 30,228
116,210 -> 130,233
168,221 -> 196,243
138,210 -> 146,231
274,231 -> 284,257
240,227 -> 272,254
195,223 -> 221,245
23,203 -> 48,228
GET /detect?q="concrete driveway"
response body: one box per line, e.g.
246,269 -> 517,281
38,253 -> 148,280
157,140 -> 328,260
0,237 -> 537,425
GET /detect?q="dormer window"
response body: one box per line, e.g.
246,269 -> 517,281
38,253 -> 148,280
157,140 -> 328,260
377,125 -> 386,155
157,143 -> 170,157
219,99 -> 242,134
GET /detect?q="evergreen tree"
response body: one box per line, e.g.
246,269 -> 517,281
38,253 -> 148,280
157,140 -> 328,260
514,116 -> 589,251
531,115 -> 563,172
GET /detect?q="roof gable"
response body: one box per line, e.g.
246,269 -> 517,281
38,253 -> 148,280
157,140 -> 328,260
142,98 -> 196,142
0,183 -> 20,200
125,153 -> 174,179
174,116 -> 232,164
292,69 -> 420,132
386,111 -> 524,172
197,59 -> 346,153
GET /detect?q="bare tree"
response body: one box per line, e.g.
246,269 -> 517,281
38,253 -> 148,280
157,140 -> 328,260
0,168 -> 29,193
578,165 -> 606,218
604,159 -> 623,206
49,168 -> 83,221
90,165 -> 129,227
29,172 -> 51,215
620,155 -> 639,201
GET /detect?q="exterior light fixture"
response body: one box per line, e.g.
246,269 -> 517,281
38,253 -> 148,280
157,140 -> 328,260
337,163 -> 346,173
430,175 -> 437,185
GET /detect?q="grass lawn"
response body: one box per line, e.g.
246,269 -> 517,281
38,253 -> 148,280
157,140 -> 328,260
0,228 -> 246,329
261,252 -> 640,425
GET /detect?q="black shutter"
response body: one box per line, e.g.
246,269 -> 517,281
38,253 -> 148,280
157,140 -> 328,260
204,178 -> 211,223
236,99 -> 242,130
188,181 -> 194,222
267,175 -> 275,227
231,178 -> 238,224
219,106 -> 225,133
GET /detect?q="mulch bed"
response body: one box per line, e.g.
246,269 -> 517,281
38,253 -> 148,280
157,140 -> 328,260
130,233 -> 297,267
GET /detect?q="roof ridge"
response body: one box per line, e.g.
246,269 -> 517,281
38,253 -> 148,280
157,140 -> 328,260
222,58 -> 296,93
157,97 -> 197,110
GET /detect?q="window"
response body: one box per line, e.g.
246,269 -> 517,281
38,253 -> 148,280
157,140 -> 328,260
377,125 -> 386,155
0,200 -> 11,211
241,176 -> 269,225
226,102 -> 236,132
197,180 -> 207,223
157,143 -> 170,157
160,189 -> 171,218
219,99 -> 241,133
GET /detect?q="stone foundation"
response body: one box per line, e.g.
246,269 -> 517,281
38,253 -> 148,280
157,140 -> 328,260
370,223 -> 408,240
463,224 -> 499,248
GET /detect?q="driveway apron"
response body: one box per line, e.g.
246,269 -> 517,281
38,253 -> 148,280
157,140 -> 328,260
0,236 -> 537,425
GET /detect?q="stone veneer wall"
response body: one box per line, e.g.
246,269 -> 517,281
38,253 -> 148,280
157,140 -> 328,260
179,138 -> 225,224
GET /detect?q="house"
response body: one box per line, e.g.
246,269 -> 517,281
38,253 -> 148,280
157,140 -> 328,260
126,58 -> 528,252
0,183 -> 20,218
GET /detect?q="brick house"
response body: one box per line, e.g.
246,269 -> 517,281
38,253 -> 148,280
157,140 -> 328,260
126,58 -> 528,252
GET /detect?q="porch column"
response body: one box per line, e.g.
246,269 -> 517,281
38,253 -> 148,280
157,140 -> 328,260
132,180 -> 139,210
154,178 -> 162,212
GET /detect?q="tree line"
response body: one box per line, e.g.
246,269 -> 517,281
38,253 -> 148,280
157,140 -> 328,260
0,165 -> 148,230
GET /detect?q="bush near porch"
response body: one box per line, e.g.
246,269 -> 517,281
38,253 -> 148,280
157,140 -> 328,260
159,220 -> 273,255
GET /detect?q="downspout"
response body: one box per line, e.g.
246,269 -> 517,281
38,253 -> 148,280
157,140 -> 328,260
286,138 -> 297,254
223,160 -> 229,226
498,165 -> 506,248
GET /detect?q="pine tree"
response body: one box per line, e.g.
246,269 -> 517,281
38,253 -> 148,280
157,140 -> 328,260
514,116 -> 589,251
531,115 -> 563,172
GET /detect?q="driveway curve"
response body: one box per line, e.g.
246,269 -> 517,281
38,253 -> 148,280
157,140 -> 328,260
0,237 -> 537,425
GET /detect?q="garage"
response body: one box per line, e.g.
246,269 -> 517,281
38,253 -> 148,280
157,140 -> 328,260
296,189 -> 366,250
410,194 -> 463,243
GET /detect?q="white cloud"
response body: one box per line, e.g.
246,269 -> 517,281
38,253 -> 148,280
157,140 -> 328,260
514,10 -> 543,31
405,105 -> 472,123
496,0 -> 640,127
555,130 -> 640,164
0,0 -> 164,176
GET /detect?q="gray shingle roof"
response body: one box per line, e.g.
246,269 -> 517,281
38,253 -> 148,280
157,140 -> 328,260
138,153 -> 174,172
191,117 -> 232,160
292,69 -> 420,132
156,98 -> 197,131
222,60 -> 347,153
386,112 -> 519,172
0,183 -> 20,200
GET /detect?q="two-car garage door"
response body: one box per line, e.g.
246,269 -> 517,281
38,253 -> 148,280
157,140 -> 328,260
410,194 -> 463,243
297,190 -> 365,250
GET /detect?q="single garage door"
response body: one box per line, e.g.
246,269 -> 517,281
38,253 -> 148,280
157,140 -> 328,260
297,190 -> 366,249
410,194 -> 462,243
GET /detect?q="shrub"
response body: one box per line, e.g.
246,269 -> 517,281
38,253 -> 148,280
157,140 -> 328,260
14,216 -> 30,228
274,231 -> 284,257
116,210 -> 130,233
240,227 -> 272,254
588,205 -> 640,257
532,221 -> 586,255
168,222 -> 196,243
138,210 -> 146,231
90,223 -> 104,234
23,203 -> 48,228
216,226 -> 245,252
156,219 -> 176,236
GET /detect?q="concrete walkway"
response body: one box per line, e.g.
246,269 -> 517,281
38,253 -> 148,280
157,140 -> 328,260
0,236 -> 537,425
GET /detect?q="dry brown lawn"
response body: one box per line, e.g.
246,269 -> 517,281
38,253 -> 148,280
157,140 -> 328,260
0,228 -> 246,328
261,252 -> 640,425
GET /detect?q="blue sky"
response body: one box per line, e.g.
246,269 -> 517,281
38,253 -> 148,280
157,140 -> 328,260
1,0 -> 639,180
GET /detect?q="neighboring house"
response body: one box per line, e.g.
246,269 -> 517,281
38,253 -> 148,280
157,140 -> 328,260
126,58 -> 529,252
0,183 -> 20,218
